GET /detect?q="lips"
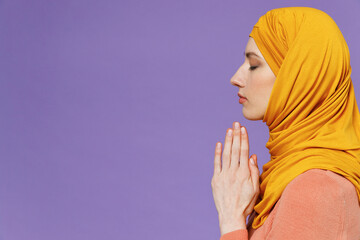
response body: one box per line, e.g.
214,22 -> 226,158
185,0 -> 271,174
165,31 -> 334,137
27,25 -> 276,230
238,93 -> 247,104
237,93 -> 246,99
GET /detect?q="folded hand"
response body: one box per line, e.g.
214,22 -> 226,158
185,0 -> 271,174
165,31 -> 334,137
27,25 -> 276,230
211,122 -> 260,236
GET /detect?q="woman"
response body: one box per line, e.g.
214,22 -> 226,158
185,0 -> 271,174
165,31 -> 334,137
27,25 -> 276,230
211,7 -> 360,239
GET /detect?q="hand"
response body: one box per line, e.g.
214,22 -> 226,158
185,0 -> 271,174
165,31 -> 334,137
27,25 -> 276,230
211,122 -> 260,236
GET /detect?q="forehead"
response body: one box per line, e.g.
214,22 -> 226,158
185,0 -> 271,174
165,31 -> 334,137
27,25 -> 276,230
246,38 -> 259,51
245,37 -> 264,58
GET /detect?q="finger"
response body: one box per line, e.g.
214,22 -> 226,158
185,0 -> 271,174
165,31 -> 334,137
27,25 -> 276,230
247,190 -> 259,217
222,128 -> 233,169
213,142 -> 222,175
239,126 -> 250,174
249,154 -> 260,190
230,122 -> 241,168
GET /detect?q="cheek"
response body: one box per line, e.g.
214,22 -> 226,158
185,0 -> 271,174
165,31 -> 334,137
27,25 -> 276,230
249,73 -> 275,105
249,77 -> 271,95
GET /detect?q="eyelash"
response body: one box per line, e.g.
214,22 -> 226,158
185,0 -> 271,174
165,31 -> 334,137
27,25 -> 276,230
249,66 -> 258,71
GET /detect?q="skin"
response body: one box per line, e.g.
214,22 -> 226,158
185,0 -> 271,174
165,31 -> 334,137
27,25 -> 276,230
230,37 -> 276,120
211,37 -> 276,236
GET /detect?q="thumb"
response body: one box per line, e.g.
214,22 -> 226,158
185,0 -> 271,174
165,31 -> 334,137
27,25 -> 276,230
249,154 -> 260,189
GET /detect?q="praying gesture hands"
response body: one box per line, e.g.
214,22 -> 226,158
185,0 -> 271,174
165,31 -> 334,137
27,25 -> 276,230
211,122 -> 260,236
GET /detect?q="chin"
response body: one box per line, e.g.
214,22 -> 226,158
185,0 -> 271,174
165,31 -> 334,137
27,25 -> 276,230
242,108 -> 263,121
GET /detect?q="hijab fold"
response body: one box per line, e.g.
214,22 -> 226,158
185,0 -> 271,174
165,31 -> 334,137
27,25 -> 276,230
249,7 -> 360,228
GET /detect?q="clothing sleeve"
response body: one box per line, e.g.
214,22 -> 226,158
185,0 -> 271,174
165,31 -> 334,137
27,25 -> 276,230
220,229 -> 248,240
218,170 -> 351,240
264,170 -> 346,239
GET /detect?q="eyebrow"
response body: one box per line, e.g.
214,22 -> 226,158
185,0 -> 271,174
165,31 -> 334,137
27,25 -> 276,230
244,51 -> 262,59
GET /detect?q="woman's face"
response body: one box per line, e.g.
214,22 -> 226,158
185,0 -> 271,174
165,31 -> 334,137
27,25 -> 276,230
230,37 -> 276,120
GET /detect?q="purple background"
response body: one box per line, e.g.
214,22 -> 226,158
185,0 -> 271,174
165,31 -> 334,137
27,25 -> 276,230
0,0 -> 359,239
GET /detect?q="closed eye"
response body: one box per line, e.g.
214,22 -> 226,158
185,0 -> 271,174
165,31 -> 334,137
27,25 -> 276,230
249,66 -> 258,71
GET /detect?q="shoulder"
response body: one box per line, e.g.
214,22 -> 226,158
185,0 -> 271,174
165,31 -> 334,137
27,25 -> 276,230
281,169 -> 356,203
267,169 -> 359,239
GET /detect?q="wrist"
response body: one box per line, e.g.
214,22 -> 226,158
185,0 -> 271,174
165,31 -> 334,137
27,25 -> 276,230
219,215 -> 247,235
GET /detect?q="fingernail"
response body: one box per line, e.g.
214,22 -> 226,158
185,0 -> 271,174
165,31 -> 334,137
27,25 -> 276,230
241,127 -> 245,135
227,129 -> 233,136
250,158 -> 255,165
234,122 -> 240,129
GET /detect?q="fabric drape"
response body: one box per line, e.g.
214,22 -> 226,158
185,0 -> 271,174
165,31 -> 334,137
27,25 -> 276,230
249,7 -> 360,229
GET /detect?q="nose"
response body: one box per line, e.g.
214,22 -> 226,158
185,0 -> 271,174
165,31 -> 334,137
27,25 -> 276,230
230,65 -> 245,87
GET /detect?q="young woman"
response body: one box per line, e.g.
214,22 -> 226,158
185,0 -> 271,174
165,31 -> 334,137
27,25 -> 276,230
211,7 -> 360,239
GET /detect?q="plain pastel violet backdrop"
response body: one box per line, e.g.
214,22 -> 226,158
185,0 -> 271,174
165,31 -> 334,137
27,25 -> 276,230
0,0 -> 359,239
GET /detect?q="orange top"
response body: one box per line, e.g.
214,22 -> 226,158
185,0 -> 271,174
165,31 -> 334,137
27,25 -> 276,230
220,169 -> 360,240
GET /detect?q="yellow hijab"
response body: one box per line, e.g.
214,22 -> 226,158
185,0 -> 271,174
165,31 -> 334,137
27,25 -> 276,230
249,7 -> 360,229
